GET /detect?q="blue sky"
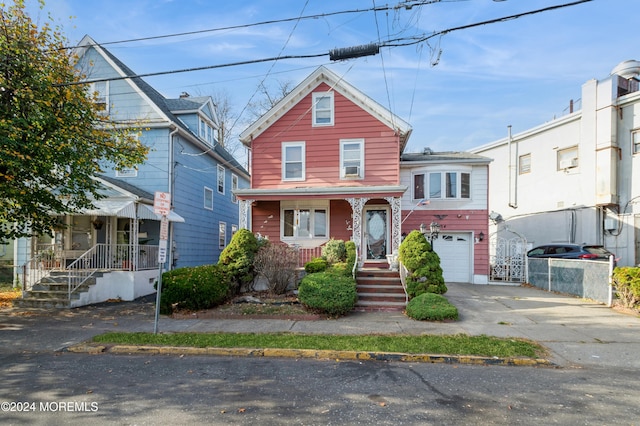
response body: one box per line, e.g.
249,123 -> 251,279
32,0 -> 639,154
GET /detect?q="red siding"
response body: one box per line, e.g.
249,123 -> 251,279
402,209 -> 490,277
250,83 -> 400,190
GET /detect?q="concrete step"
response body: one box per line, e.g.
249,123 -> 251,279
22,290 -> 80,300
13,298 -> 71,309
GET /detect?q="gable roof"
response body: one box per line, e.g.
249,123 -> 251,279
74,35 -> 247,178
239,66 -> 412,151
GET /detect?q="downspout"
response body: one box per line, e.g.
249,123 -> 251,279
508,125 -> 518,209
168,125 -> 179,270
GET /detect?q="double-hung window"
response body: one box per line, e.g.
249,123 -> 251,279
88,81 -> 109,114
633,130 -> 640,154
219,222 -> 227,249
217,165 -> 225,194
312,92 -> 334,126
282,142 -> 305,181
204,187 -> 214,210
231,174 -> 238,203
340,139 -> 364,178
199,117 -> 215,146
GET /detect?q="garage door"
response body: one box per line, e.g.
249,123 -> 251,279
432,232 -> 472,283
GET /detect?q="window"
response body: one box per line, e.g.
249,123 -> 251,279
88,81 -> 109,113
414,172 -> 471,200
413,174 -> 425,200
219,222 -> 227,249
340,139 -> 364,178
231,174 -> 238,203
231,224 -> 238,236
116,168 -> 137,178
312,92 -> 334,126
199,117 -> 215,146
633,130 -> 640,154
204,187 -> 213,210
282,142 -> 305,181
282,206 -> 328,239
519,153 -> 531,174
217,165 -> 225,194
557,146 -> 579,170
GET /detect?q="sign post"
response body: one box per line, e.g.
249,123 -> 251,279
153,192 -> 171,334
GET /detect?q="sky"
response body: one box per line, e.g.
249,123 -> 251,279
27,0 -> 640,156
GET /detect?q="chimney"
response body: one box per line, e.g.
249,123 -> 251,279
180,92 -> 190,98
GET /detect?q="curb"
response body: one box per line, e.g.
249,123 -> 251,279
65,343 -> 554,367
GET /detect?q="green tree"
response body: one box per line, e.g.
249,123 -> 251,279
0,1 -> 148,240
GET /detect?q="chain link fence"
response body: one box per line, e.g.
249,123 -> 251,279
528,258 -> 613,305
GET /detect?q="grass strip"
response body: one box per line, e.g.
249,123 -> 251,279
93,332 -> 545,358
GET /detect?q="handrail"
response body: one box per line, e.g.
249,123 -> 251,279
352,243 -> 358,280
398,261 -> 409,304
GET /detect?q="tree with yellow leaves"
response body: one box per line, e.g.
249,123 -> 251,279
0,1 -> 148,239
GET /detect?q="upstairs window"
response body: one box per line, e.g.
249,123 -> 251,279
204,187 -> 213,210
88,81 -> 109,114
519,153 -> 531,174
199,117 -> 215,146
340,139 -> 364,178
633,130 -> 640,154
217,165 -> 225,194
312,92 -> 334,127
413,172 -> 471,200
282,142 -> 305,181
231,174 -> 238,203
557,146 -> 579,170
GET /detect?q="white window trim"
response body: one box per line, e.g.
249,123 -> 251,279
312,92 -> 334,127
89,81 -> 109,114
414,169 -> 472,201
116,168 -> 138,178
199,117 -> 215,146
280,201 -> 329,243
217,165 -> 225,194
282,141 -> 306,181
231,173 -> 238,203
219,221 -> 227,249
633,130 -> 640,154
340,138 -> 364,179
204,186 -> 214,210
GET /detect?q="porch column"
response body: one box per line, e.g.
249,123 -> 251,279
346,197 -> 369,266
239,199 -> 254,230
384,196 -> 402,255
131,218 -> 139,271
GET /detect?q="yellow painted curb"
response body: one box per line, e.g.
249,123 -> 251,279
65,343 -> 553,366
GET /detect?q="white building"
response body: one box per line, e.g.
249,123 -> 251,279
471,60 -> 640,267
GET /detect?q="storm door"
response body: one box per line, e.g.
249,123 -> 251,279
364,208 -> 389,260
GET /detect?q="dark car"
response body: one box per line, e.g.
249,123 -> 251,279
527,244 -> 615,263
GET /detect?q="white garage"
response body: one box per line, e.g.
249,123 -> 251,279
432,232 -> 472,283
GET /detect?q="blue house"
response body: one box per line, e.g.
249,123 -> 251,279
14,35 -> 249,308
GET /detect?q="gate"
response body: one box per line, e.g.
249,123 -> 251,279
489,229 -> 527,283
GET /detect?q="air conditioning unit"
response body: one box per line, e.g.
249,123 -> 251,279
559,158 -> 578,169
344,166 -> 360,176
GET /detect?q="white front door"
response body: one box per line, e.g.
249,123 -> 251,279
364,207 -> 389,260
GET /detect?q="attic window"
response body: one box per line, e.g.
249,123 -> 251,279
312,92 -> 334,127
199,117 -> 215,146
88,81 -> 109,114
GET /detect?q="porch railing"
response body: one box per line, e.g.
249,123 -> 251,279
295,246 -> 324,268
22,243 -> 160,300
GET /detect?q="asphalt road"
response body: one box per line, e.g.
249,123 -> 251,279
1,351 -> 639,425
1,288 -> 640,424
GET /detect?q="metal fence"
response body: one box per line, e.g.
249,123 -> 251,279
528,257 -> 614,305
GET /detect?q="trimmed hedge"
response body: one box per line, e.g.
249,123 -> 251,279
399,230 -> 447,297
298,271 -> 357,317
405,293 -> 458,321
158,264 -> 229,314
304,257 -> 328,274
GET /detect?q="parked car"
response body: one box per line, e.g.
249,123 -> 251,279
527,244 -> 615,263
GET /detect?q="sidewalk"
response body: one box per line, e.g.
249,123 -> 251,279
2,283 -> 639,368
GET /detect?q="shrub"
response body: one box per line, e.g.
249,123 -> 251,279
253,242 -> 299,295
305,257 -> 328,274
406,293 -> 458,321
218,229 -> 263,295
345,240 -> 356,269
398,230 -> 446,298
298,271 -> 357,317
158,264 -> 229,315
612,267 -> 640,309
322,239 -> 346,264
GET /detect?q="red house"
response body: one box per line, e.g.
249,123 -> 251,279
237,66 -> 490,284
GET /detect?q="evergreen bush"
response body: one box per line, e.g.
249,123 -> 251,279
612,267 -> 640,309
405,293 -> 458,321
218,229 -> 263,295
158,264 -> 229,315
398,230 -> 447,297
322,239 -> 346,264
305,257 -> 328,274
298,271 -> 357,317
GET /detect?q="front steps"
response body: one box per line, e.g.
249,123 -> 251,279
355,266 -> 407,311
13,272 -> 99,309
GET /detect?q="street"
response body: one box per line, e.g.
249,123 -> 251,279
1,351 -> 639,425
